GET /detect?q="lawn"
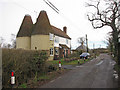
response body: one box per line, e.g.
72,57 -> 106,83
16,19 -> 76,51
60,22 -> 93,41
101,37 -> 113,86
18,58 -> 92,88
47,58 -> 89,65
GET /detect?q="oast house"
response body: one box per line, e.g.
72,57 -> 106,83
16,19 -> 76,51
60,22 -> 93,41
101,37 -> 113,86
16,10 -> 71,60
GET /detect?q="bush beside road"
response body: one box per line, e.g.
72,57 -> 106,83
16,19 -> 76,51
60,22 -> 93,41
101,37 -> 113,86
2,48 -> 94,88
2,48 -> 48,88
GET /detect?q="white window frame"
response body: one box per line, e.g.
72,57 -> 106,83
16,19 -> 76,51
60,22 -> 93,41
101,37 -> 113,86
50,48 -> 54,56
49,33 -> 54,40
66,39 -> 68,44
55,37 -> 59,43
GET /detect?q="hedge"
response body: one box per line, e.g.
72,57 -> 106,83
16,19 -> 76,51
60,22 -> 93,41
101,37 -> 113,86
2,48 -> 48,88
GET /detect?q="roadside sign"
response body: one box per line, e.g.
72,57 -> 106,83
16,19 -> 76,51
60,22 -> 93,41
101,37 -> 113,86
59,61 -> 61,70
11,70 -> 15,85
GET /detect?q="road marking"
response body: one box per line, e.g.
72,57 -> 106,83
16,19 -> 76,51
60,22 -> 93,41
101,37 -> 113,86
96,61 -> 103,66
50,80 -> 55,83
113,74 -> 118,79
76,66 -> 83,67
76,66 -> 80,67
58,77 -> 61,79
114,70 -> 117,73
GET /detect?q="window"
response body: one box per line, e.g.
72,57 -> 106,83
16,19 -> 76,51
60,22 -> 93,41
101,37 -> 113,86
50,48 -> 53,56
66,39 -> 68,44
55,37 -> 59,43
49,33 -> 54,40
35,47 -> 37,50
55,49 -> 59,55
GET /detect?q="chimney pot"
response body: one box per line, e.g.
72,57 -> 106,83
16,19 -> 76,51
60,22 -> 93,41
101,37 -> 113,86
63,26 -> 67,34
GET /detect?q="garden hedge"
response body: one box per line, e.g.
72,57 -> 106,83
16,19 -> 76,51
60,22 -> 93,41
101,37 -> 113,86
2,48 -> 48,88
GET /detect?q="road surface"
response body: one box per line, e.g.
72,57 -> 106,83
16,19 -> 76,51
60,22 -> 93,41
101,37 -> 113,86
40,54 -> 117,88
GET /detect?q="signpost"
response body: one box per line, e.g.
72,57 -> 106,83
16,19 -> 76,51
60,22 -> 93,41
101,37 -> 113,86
78,59 -> 80,64
59,61 -> 61,70
11,70 -> 15,88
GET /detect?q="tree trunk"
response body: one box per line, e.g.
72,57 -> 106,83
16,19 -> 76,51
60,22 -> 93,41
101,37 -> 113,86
118,42 -> 120,65
111,24 -> 118,59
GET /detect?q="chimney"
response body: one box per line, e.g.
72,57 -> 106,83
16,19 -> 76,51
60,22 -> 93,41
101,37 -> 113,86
63,26 -> 67,34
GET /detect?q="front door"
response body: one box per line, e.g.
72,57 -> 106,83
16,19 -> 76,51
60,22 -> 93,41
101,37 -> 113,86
64,49 -> 66,58
66,49 -> 68,58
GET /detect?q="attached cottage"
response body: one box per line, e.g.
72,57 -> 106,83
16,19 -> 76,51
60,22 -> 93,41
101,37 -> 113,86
16,10 -> 71,60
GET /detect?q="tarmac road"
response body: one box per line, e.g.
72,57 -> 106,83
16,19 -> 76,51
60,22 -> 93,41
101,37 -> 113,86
40,54 -> 117,88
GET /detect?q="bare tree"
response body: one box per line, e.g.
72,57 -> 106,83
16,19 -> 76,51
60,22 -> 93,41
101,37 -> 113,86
78,37 -> 85,46
11,34 -> 16,48
87,0 -> 120,57
104,33 -> 114,54
0,37 -> 5,48
2,43 -> 12,48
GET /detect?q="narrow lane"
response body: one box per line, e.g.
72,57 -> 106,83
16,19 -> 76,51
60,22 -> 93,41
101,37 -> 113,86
40,54 -> 116,88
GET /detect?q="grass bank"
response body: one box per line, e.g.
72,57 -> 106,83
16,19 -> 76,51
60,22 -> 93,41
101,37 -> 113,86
18,57 -> 93,88
47,58 -> 91,66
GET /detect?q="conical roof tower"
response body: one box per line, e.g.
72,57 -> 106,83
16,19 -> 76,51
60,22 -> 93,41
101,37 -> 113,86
17,15 -> 33,37
32,10 -> 53,35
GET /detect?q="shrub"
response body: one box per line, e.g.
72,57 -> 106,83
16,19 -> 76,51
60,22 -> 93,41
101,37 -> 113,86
47,64 -> 57,72
2,48 -> 48,88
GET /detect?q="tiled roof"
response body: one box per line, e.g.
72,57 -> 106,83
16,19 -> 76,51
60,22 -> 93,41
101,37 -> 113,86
17,15 -> 33,37
51,26 -> 71,39
76,45 -> 87,51
17,11 -> 71,40
59,44 -> 70,49
32,10 -> 54,35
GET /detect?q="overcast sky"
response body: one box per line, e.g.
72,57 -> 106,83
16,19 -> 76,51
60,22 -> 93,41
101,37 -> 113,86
0,0 -> 112,49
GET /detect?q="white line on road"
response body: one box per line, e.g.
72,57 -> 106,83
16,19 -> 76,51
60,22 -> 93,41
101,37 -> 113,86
76,66 -> 84,67
96,61 -> 103,66
50,80 -> 55,83
58,77 -> 61,79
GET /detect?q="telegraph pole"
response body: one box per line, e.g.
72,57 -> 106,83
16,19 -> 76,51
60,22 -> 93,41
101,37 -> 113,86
93,43 -> 95,53
86,34 -> 88,52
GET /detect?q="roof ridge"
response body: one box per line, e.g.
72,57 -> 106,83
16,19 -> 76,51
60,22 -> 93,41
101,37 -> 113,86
51,25 -> 71,39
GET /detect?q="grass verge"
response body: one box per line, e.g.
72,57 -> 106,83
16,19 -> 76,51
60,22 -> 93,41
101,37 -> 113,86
25,69 -> 69,88
47,58 -> 90,65
18,57 -> 93,88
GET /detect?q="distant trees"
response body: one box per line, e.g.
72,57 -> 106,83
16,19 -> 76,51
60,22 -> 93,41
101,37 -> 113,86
77,37 -> 85,46
87,0 -> 120,63
11,34 -> 16,48
0,34 -> 16,48
105,33 -> 114,54
0,37 -> 5,48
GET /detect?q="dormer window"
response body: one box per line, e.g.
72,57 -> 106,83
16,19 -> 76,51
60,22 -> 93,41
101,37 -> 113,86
49,33 -> 54,40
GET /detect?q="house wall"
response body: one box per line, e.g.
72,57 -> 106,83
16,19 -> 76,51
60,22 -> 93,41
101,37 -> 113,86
54,35 -> 71,48
31,35 -> 54,60
16,37 -> 31,49
31,35 -> 50,50
16,34 -> 71,61
49,40 -> 54,61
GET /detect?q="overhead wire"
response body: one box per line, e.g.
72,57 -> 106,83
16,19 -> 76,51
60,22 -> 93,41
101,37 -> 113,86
43,0 -> 59,14
11,0 -> 82,32
46,0 -> 59,12
43,0 -> 82,31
